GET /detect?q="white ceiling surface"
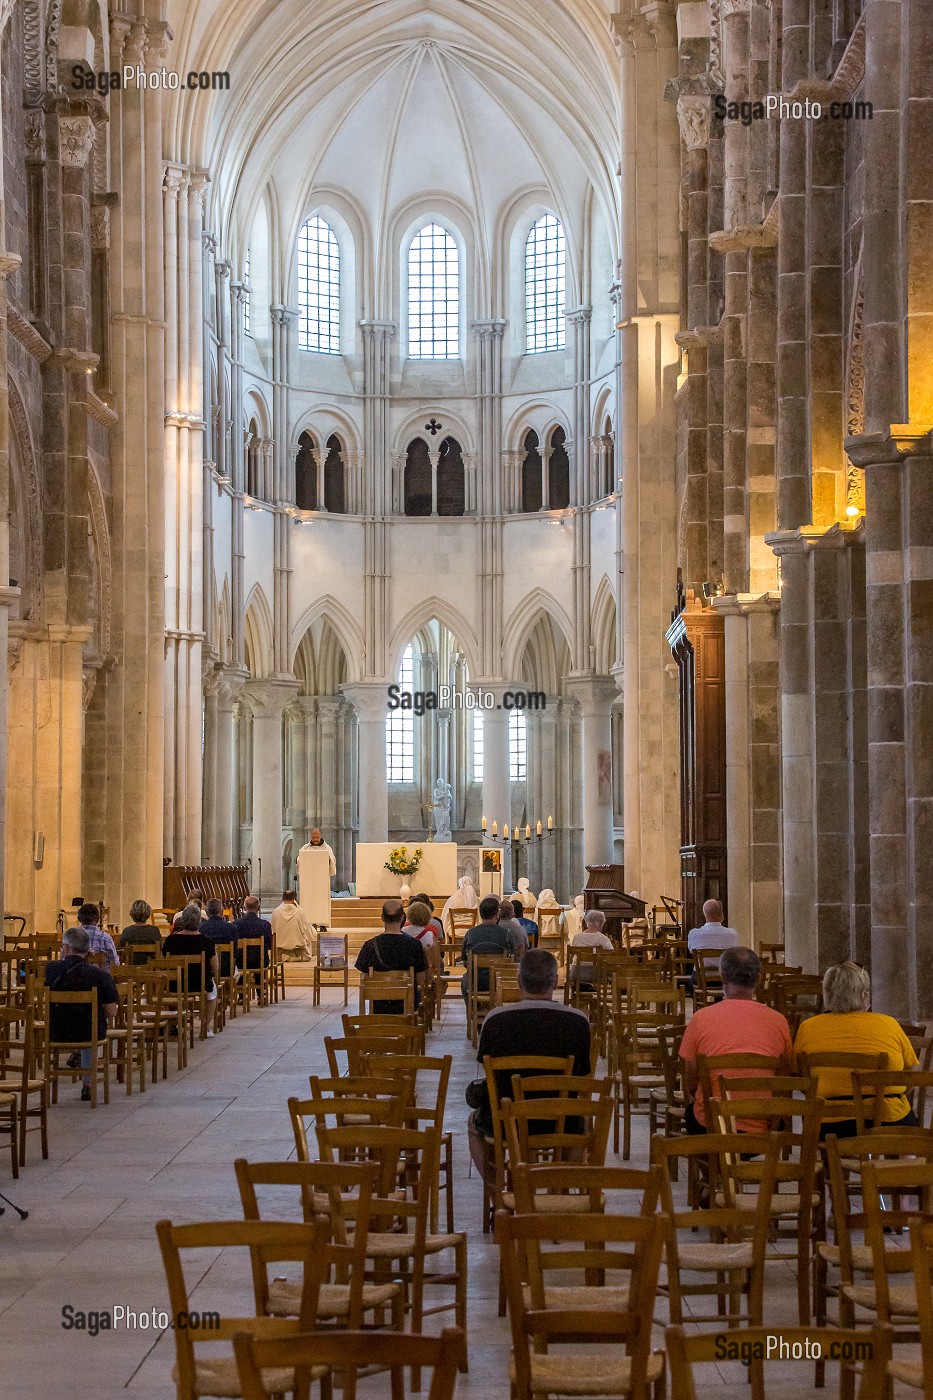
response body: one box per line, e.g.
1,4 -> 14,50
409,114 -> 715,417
163,0 -> 621,299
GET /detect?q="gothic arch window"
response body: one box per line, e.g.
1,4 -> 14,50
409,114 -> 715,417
509,708 -> 527,781
243,248 -> 252,335
404,438 -> 433,517
323,434 -> 346,514
407,223 -> 459,359
298,215 -> 340,354
521,429 -> 543,513
547,425 -> 570,510
386,644 -> 415,782
602,414 -> 615,498
295,430 -> 318,510
436,436 -> 465,516
525,214 -> 566,353
246,418 -> 262,498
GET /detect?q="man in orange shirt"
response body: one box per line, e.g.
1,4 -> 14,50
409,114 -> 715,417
679,945 -> 793,1133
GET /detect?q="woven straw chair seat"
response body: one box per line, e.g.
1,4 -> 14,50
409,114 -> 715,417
0,1075 -> 44,1091
842,1280 -> 918,1315
521,1285 -> 630,1311
816,1241 -> 875,1270
510,1349 -> 665,1395
676,1241 -> 753,1270
172,1358 -> 320,1397
366,1229 -> 462,1258
888,1359 -> 924,1387
502,1192 -> 602,1214
268,1277 -> 402,1318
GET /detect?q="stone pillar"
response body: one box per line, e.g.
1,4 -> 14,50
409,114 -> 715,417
241,679 -> 297,902
473,321 -> 507,674
565,676 -> 617,867
480,686 -> 512,891
211,668 -> 246,864
342,682 -> 389,844
359,322 -> 395,676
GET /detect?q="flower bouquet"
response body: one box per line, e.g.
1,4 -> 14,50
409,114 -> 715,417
384,845 -> 424,878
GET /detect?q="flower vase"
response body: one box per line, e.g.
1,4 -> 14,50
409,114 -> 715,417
399,881 -> 412,901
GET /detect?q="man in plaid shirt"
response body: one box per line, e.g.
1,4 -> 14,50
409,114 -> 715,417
68,904 -> 120,970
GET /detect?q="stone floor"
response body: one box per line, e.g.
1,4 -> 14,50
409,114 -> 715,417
0,988 -> 912,1398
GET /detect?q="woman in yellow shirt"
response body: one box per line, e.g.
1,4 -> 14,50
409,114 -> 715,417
793,961 -> 918,1138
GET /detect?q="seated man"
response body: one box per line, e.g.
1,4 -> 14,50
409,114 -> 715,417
510,898 -> 539,949
355,899 -> 427,1013
458,895 -> 517,1002
679,945 -> 792,1133
232,895 -> 273,970
45,927 -> 120,1100
498,898 -> 529,955
119,900 -> 160,953
162,905 -> 219,1037
467,949 -> 591,1170
201,898 -> 234,944
270,890 -> 314,960
568,908 -> 614,988
68,902 -> 120,971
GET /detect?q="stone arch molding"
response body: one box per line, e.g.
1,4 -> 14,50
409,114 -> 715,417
501,588 -> 574,680
7,377 -> 43,625
387,597 -> 479,679
86,460 -> 112,660
244,584 -> 274,678
289,595 -> 365,682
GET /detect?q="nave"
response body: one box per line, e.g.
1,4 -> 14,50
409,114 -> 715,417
2,985 -> 823,1400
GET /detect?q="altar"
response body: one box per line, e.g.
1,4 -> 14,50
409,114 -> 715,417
355,843 -> 460,898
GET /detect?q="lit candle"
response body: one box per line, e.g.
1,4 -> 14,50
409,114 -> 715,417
481,815 -> 487,831
536,820 -> 542,836
504,824 -> 509,840
492,821 -> 498,836
525,824 -> 531,839
514,826 -> 521,843
547,814 -> 553,830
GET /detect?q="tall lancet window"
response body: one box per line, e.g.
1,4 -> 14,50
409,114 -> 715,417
408,223 -> 459,358
509,708 -> 527,781
295,431 -> 318,510
404,439 -> 433,517
525,213 -> 566,353
387,645 -> 415,782
243,248 -> 252,335
520,429 -> 543,513
548,425 -> 570,509
298,215 -> 340,353
323,434 -> 346,514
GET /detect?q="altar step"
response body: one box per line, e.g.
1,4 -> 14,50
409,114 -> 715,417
325,895 -> 448,932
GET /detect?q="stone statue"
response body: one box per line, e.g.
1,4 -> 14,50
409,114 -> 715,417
430,778 -> 453,842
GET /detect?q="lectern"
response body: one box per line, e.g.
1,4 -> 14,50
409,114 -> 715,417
583,865 -> 648,945
297,846 -> 332,927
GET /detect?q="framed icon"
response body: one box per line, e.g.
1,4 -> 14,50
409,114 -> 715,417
482,849 -> 502,873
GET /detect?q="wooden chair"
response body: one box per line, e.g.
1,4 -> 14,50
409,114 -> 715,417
212,939 -> 238,1021
502,1092 -> 613,1175
693,1053 -> 791,1130
315,1122 -> 469,1382
124,943 -> 159,967
235,937 -> 266,1010
883,1220 -> 933,1394
650,1022 -> 686,1149
509,1161 -> 662,1218
852,1067 -> 933,1132
496,1211 -> 666,1400
773,972 -> 824,1033
0,1088 -> 18,1177
155,1218 -> 328,1400
480,1054 -> 575,1233
357,1050 -> 454,1232
342,1011 -> 426,1053
234,1328 -> 466,1400
535,903 -> 564,963
447,906 -> 478,940
757,940 -> 786,964
157,955 -> 192,1068
467,951 -> 509,1047
665,1324 -> 890,1400
313,933 -> 349,1007
234,1157 -> 406,1357
288,1092 -> 405,1160
324,1033 -> 422,1077
131,967 -> 170,1082
490,961 -> 520,1007
44,987 -> 110,1107
608,1017 -> 669,1158
106,976 -> 149,1095
692,947 -> 730,1007
359,969 -> 415,1017
796,1050 -> 888,1130
651,1133 -> 779,1362
0,1005 -> 47,1166
710,1088 -> 825,1324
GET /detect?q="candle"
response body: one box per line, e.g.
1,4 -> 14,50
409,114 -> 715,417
504,824 -> 509,840
525,824 -> 531,839
481,816 -> 487,831
547,814 -> 553,830
492,821 -> 498,836
536,820 -> 542,836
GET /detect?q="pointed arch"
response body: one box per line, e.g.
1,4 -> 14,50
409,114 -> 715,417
502,589 -> 574,682
387,597 -> 479,678
244,585 -> 274,678
290,594 -> 365,682
591,575 -> 618,674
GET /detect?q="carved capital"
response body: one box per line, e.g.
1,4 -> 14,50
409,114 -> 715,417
144,19 -> 173,66
677,95 -> 710,151
163,163 -> 188,198
24,108 -> 46,162
59,115 -> 96,168
271,304 -> 298,327
123,20 -> 148,66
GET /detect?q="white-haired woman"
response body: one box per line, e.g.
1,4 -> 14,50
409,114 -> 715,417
793,961 -> 918,1138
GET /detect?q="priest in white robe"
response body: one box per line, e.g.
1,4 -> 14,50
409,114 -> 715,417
271,890 -> 315,959
300,828 -> 337,877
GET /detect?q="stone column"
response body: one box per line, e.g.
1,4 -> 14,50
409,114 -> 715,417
480,686 -> 512,891
241,678 -> 298,902
342,682 -> 389,844
212,668 -> 246,864
359,322 -> 395,675
473,322 -> 507,673
565,676 -> 617,867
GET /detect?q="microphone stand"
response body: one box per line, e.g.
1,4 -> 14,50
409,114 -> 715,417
0,1189 -> 28,1219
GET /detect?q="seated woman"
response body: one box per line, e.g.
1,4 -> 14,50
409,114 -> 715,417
793,960 -> 918,1138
